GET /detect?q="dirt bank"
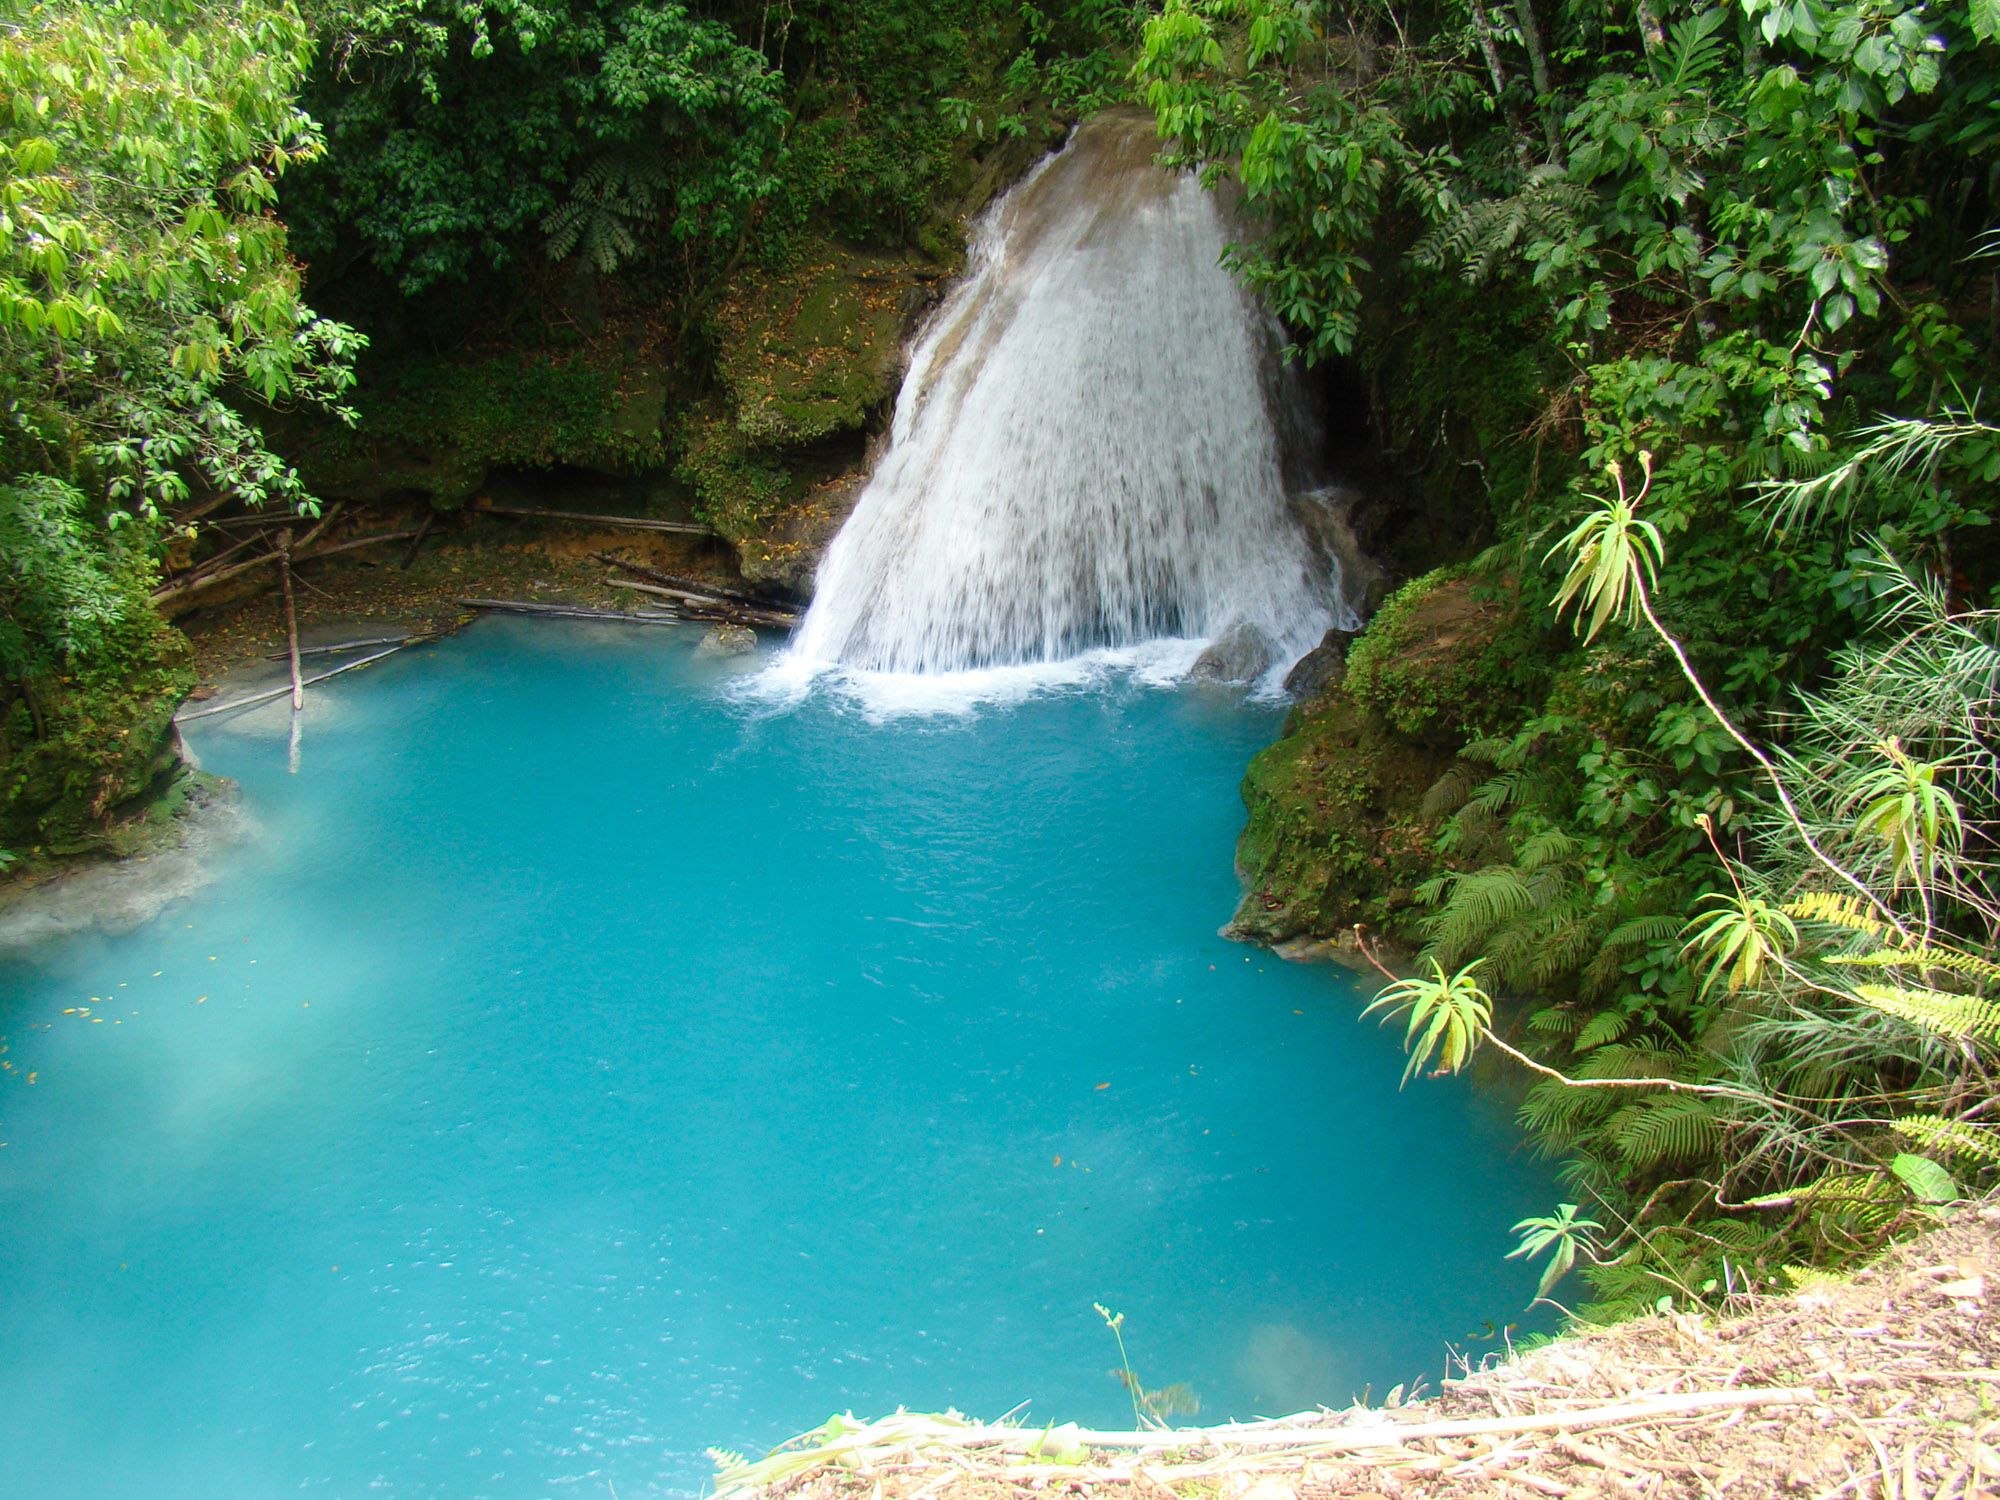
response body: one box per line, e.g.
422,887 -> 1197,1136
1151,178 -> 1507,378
712,1204 -> 1998,1500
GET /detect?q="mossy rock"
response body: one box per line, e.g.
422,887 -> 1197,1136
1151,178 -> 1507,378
1342,567 -> 1547,747
1230,569 -> 1544,946
711,242 -> 936,449
1228,685 -> 1454,946
0,616 -> 196,856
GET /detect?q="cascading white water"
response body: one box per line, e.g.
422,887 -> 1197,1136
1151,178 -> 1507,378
788,110 -> 1348,683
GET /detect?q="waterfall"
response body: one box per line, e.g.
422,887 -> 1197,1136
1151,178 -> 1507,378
786,111 -> 1349,687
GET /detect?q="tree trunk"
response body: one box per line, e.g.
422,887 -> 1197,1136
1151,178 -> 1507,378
1635,0 -> 1666,55
1467,0 -> 1510,100
1511,0 -> 1564,163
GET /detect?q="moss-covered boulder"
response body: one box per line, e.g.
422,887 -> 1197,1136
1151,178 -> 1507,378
712,244 -> 935,449
1,612 -> 196,858
1229,570 -> 1544,945
1228,684 -> 1454,944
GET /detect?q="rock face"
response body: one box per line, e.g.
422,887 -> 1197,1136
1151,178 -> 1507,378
1191,622 -> 1277,684
1282,626 -> 1355,698
1291,484 -> 1390,616
693,625 -> 758,659
1227,570 -> 1538,946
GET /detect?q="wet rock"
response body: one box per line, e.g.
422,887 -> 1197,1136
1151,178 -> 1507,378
1290,484 -> 1391,615
1191,622 -> 1276,684
694,624 -> 758,659
1282,626 -> 1356,698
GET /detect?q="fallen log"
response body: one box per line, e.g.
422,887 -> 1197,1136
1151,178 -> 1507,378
602,577 -> 799,628
151,519 -> 410,609
175,642 -> 415,724
264,636 -> 415,660
477,504 -> 708,535
455,598 -> 685,626
589,551 -> 778,607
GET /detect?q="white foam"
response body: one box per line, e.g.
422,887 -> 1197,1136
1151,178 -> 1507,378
737,638 -> 1214,720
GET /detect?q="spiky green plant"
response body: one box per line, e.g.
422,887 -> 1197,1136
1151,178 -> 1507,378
1361,959 -> 1493,1084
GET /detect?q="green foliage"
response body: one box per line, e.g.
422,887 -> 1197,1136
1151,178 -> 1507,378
1341,568 -> 1543,742
1507,1203 -> 1603,1302
291,0 -> 786,296
1148,0 -> 2000,1322
0,0 -> 359,849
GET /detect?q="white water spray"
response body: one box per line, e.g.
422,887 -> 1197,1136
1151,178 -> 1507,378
785,111 -> 1349,689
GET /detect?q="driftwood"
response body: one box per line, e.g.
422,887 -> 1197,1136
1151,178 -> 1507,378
151,510 -> 427,612
455,598 -> 683,626
277,529 -> 304,712
477,503 -> 708,535
589,551 -> 778,607
175,642 -> 415,723
264,636 -> 414,660
602,577 -> 799,629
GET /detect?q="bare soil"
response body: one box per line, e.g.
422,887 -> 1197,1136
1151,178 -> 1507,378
729,1206 -> 1998,1500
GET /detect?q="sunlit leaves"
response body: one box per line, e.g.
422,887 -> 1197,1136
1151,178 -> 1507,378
1846,738 -> 1964,890
1683,889 -> 1797,996
1547,461 -> 1666,642
1507,1203 -> 1603,1302
1361,958 -> 1493,1085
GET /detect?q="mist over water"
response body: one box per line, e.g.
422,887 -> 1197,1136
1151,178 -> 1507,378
0,625 -> 1554,1499
791,112 -> 1343,681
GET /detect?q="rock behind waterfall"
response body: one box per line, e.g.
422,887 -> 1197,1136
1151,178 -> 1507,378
1191,622 -> 1275,684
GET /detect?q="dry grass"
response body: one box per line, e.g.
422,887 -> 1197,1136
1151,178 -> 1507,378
716,1205 -> 1999,1500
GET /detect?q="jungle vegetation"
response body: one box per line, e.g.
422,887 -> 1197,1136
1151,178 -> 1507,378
1142,0 -> 2000,1316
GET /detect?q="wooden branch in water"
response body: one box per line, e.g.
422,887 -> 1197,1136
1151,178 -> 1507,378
175,642 -> 415,723
477,504 -> 709,535
264,636 -> 414,660
589,551 -> 777,606
454,598 -> 684,626
277,528 -> 304,712
602,577 -> 799,629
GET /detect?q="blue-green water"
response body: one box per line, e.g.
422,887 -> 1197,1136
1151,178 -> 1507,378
0,621 -> 1553,1498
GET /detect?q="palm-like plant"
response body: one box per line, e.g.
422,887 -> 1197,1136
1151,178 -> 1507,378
1546,455 -> 1665,643
1683,884 -> 1796,996
1507,1202 -> 1605,1302
1361,958 -> 1493,1084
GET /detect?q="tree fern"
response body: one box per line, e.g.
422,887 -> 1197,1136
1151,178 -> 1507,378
1607,1094 -> 1722,1170
544,147 -> 671,273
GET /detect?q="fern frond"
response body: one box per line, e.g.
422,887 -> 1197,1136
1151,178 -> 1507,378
1517,828 -> 1580,871
1573,1009 -> 1630,1051
1529,1005 -> 1583,1034
1851,982 -> 2000,1044
1607,1094 -> 1722,1170
1785,891 -> 1888,937
1576,1040 -> 1695,1082
1892,1114 -> 2000,1164
1421,760 -> 1484,818
1421,865 -> 1535,960
1828,944 -> 2000,983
